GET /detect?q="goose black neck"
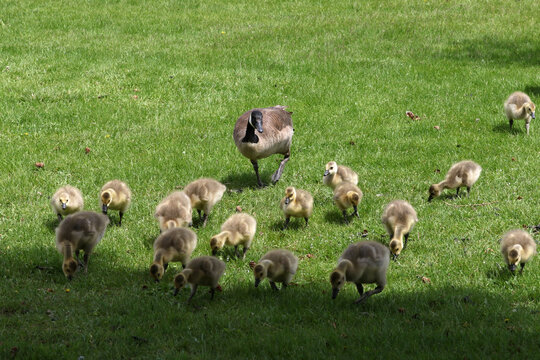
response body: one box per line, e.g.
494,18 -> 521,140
242,122 -> 259,143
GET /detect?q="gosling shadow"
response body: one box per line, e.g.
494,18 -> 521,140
271,218 -> 307,231
324,210 -> 349,225
492,122 -> 522,135
524,85 -> 540,97
44,218 -> 60,232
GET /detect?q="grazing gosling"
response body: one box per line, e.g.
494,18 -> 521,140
173,256 -> 226,303
233,106 -> 294,187
50,185 -> 84,221
280,187 -> 314,229
504,91 -> 536,135
253,249 -> 298,291
155,191 -> 193,231
428,160 -> 482,202
100,180 -> 131,226
150,227 -> 197,282
55,211 -> 109,280
333,182 -> 363,224
330,241 -> 390,304
501,229 -> 537,274
323,161 -> 358,189
381,200 -> 418,260
183,178 -> 226,227
210,213 -> 256,259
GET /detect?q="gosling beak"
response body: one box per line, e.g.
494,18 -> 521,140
332,288 -> 339,299
392,253 -> 399,261
532,112 -> 535,119
427,195 -> 433,202
212,249 -> 218,256
254,278 -> 260,288
509,264 -> 517,272
188,222 -> 193,227
324,170 -> 329,176
102,204 -> 108,214
173,288 -> 180,296
284,197 -> 290,205
61,203 -> 67,210
67,275 -> 73,281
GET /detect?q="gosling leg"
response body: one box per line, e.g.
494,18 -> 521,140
520,263 -> 526,274
342,210 -> 349,225
270,281 -> 279,291
118,212 -> 124,226
355,285 -> 384,304
57,214 -> 63,222
353,205 -> 359,217
404,233 -> 410,249
201,213 -> 208,227
187,284 -> 198,303
509,118 -> 514,130
83,253 -> 90,273
355,283 -> 364,296
283,217 -> 290,230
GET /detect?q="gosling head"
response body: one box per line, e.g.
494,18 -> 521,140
62,259 -> 78,280
324,161 -> 338,177
524,102 -> 536,120
284,187 -> 296,205
173,271 -> 190,296
389,239 -> 402,260
428,184 -> 441,202
101,190 -> 113,213
150,263 -> 164,282
347,191 -> 361,206
249,110 -> 263,133
253,263 -> 268,287
58,193 -> 69,210
507,246 -> 522,273
330,270 -> 345,299
210,234 -> 227,256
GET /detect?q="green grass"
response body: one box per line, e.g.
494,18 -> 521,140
1,0 -> 540,358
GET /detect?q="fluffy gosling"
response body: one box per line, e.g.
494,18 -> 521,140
210,213 -> 256,259
280,186 -> 313,229
150,227 -> 197,282
504,91 -> 536,135
50,185 -> 84,221
173,256 -> 226,303
253,249 -> 298,291
55,211 -> 109,280
330,241 -> 390,304
501,229 -> 537,274
381,200 -> 418,260
333,182 -> 363,224
428,160 -> 482,202
183,178 -> 226,227
154,191 -> 193,231
323,161 -> 358,189
100,180 -> 131,226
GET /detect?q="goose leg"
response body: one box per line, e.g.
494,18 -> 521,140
466,186 -> 471,196
251,160 -> 264,187
456,188 -> 460,196
83,253 -> 90,273
197,209 -> 201,218
271,154 -> 290,184
304,217 -> 309,226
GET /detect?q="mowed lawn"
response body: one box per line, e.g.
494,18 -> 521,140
1,0 -> 539,358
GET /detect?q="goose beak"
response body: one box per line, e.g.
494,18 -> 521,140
284,197 -> 290,205
323,170 -> 329,176
254,278 -> 260,288
256,123 -> 263,133
102,204 -> 108,214
332,288 -> 339,299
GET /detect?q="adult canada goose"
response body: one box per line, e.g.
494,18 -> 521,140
428,160 -> 481,201
504,91 -> 536,135
233,106 -> 293,187
50,185 -> 84,221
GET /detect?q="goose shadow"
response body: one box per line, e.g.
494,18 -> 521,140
221,170 -> 275,191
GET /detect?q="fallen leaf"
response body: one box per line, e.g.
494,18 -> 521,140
235,206 -> 242,212
511,157 -> 516,162
434,125 -> 440,130
349,141 -> 356,146
475,118 -> 480,122
398,307 -> 406,314
132,95 -> 138,99
35,162 -> 44,168
249,261 -> 256,269
405,111 -> 420,120
421,276 -> 431,284
10,347 -> 18,356
216,284 -> 223,292
517,196 -> 523,200
141,285 -> 148,290
306,253 -> 314,259
331,321 -> 337,329
134,88 -> 140,92
47,288 -> 54,293
435,169 -> 441,173
85,147 -> 91,154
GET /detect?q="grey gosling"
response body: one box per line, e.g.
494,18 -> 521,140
504,91 -> 536,135
428,160 -> 482,201
381,200 -> 418,260
501,229 -> 537,274
154,191 -> 193,231
55,211 -> 109,280
150,227 -> 197,282
51,185 -> 84,221
330,241 -> 390,303
173,256 -> 226,302
233,106 -> 294,187
253,249 -> 298,291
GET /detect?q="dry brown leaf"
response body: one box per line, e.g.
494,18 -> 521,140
35,162 -> 44,168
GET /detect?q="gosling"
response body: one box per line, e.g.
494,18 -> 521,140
173,256 -> 226,303
210,213 -> 257,259
333,182 -> 363,224
504,91 -> 536,135
150,227 -> 197,282
330,241 -> 390,304
55,211 -> 109,280
253,249 -> 298,291
183,178 -> 226,227
100,180 -> 131,226
501,229 -> 537,274
155,191 -> 193,231
323,161 -> 358,189
428,160 -> 482,201
50,185 -> 84,221
280,187 -> 313,229
381,200 -> 418,260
